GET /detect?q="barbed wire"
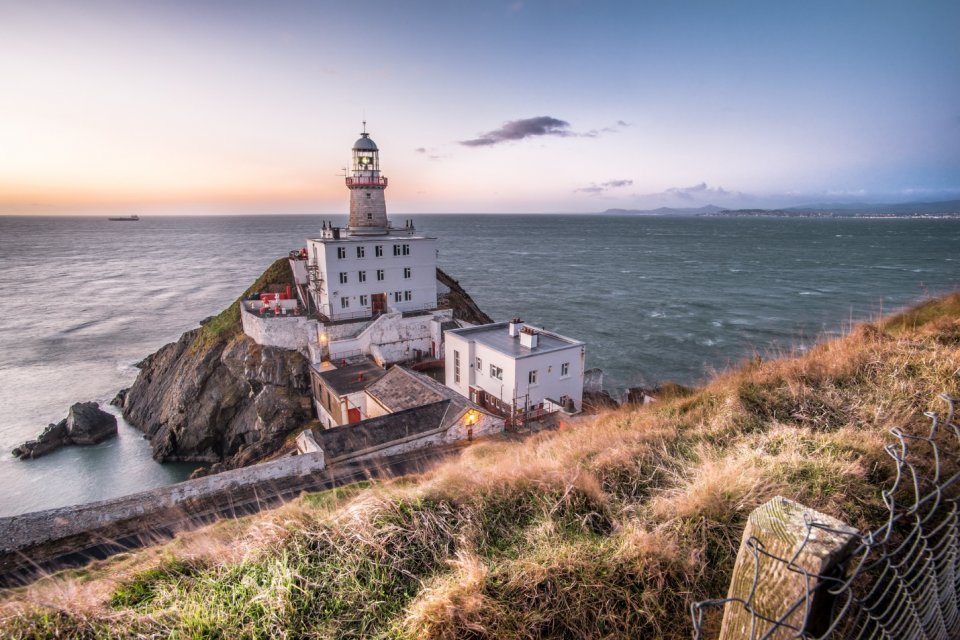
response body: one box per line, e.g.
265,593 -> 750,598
691,393 -> 960,639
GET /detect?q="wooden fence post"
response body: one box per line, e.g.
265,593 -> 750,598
718,496 -> 859,640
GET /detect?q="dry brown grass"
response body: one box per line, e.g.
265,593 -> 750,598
2,292 -> 958,638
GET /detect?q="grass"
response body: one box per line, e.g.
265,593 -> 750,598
192,257 -> 295,352
2,292 -> 958,638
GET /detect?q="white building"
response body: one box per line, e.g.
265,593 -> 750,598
290,126 -> 438,322
444,319 -> 586,420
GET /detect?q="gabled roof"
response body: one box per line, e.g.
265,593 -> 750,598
365,366 -> 446,413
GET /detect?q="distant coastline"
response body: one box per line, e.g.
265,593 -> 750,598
601,198 -> 960,219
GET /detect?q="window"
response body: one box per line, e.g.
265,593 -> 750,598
528,370 -> 538,385
358,270 -> 367,283
337,247 -> 346,259
356,246 -> 365,258
339,272 -> 348,284
454,350 -> 461,384
360,295 -> 368,306
404,290 -> 412,301
402,244 -> 410,255
376,269 -> 385,281
561,362 -> 570,377
393,244 -> 401,256
375,245 -> 383,257
476,357 -> 482,371
394,291 -> 402,302
403,267 -> 411,279
340,297 -> 350,309
490,364 -> 503,380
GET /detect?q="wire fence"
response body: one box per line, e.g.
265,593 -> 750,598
691,393 -> 960,639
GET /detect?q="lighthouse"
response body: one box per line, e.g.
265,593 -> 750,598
347,123 -> 389,235
296,125 -> 439,321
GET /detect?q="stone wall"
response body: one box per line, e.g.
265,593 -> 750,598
240,303 -> 317,352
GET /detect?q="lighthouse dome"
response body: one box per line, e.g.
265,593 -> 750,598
353,134 -> 378,151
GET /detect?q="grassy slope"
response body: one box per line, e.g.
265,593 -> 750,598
192,257 -> 295,352
3,293 -> 959,639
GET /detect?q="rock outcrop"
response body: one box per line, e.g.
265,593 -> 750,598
437,268 -> 493,325
13,402 -> 118,460
117,331 -> 312,468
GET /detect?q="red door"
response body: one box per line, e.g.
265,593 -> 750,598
348,408 -> 361,424
372,293 -> 386,314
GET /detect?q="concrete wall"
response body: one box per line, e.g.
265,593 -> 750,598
326,310 -> 452,366
240,303 -> 318,353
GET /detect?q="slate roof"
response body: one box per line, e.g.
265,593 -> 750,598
314,401 -> 451,459
366,366 -> 446,413
313,359 -> 386,396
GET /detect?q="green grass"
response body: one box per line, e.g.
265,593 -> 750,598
193,257 -> 295,352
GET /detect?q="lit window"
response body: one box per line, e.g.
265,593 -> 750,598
340,297 -> 350,309
529,370 -> 538,385
404,267 -> 411,279
561,362 -> 570,377
339,272 -> 348,284
490,365 -> 503,380
358,271 -> 367,283
376,269 -> 385,281
454,350 -> 461,384
337,247 -> 346,259
360,295 -> 368,306
404,290 -> 412,301
375,245 -> 383,257
356,246 -> 365,258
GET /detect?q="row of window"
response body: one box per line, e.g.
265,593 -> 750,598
475,357 -> 570,383
336,244 -> 410,260
339,267 -> 412,284
339,291 -> 413,309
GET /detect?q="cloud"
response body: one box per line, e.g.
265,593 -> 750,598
414,147 -> 427,153
460,116 -> 573,147
663,182 -> 733,201
575,179 -> 634,194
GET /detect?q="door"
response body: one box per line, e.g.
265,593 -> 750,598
348,407 -> 361,424
372,293 -> 386,314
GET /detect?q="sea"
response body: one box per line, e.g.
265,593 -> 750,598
1,214 -> 958,516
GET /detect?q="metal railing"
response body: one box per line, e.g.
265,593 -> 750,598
691,393 -> 960,639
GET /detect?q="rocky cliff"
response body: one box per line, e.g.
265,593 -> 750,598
116,258 -> 312,472
116,260 -> 492,473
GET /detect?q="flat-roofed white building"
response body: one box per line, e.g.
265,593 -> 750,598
444,319 -> 585,419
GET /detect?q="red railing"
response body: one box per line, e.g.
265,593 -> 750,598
346,176 -> 388,187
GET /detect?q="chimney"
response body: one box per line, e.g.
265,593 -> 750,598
508,318 -> 523,337
519,326 -> 539,349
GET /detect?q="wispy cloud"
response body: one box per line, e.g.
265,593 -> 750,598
414,147 -> 427,153
460,116 -> 573,147
575,179 -> 634,194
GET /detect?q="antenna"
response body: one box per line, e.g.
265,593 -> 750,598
339,167 -> 348,177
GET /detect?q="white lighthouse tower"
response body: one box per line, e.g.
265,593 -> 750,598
298,125 -> 439,321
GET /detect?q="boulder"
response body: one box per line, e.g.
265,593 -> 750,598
65,402 -> 118,445
11,420 -> 69,459
12,402 -> 117,460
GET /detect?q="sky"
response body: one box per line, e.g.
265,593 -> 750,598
1,0 -> 959,214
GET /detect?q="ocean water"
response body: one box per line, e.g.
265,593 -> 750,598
0,214 -> 958,516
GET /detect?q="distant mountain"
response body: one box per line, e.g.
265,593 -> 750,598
601,205 -> 725,216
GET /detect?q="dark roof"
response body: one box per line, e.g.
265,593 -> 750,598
314,401 -> 451,459
366,366 -> 446,413
353,133 -> 378,151
314,359 -> 386,396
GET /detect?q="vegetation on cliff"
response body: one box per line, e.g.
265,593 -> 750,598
194,257 -> 295,352
3,293 -> 958,638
